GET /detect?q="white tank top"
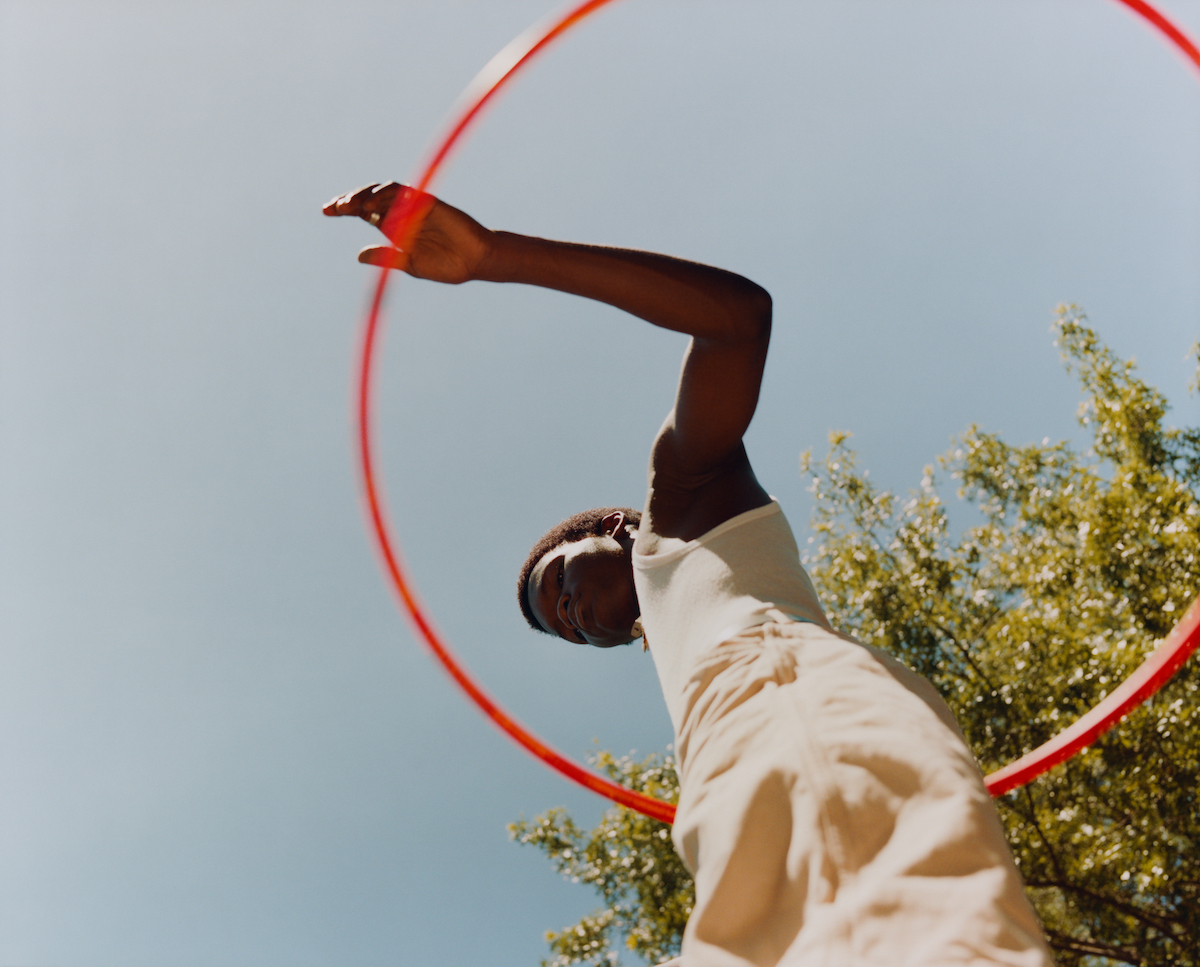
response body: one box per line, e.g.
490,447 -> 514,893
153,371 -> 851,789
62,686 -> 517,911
632,500 -> 830,733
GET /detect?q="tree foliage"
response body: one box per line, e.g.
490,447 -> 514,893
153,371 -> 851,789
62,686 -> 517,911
514,310 -> 1200,967
509,751 -> 692,967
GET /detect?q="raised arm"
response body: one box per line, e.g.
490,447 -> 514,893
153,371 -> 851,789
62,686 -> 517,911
324,184 -> 772,535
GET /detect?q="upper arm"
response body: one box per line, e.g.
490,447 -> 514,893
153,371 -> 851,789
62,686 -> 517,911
654,291 -> 772,481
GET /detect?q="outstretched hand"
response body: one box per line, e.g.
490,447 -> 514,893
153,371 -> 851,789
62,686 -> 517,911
322,182 -> 494,285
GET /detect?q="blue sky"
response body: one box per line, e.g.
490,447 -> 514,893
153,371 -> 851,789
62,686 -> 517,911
2,1 -> 1198,964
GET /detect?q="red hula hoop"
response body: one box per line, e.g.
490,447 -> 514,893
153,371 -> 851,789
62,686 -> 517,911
356,0 -> 1200,823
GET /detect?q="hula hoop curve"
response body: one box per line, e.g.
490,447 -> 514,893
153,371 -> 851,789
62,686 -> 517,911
356,0 -> 1200,823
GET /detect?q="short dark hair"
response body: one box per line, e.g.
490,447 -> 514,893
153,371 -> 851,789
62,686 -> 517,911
517,506 -> 642,635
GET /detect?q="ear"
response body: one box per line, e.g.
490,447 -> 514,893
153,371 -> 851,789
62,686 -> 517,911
600,510 -> 626,538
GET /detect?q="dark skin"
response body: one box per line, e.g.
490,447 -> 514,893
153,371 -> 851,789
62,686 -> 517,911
324,182 -> 772,646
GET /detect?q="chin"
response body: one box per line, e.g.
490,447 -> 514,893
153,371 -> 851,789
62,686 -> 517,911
591,636 -> 633,649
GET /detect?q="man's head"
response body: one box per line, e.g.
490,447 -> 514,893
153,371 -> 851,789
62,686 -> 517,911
517,506 -> 642,648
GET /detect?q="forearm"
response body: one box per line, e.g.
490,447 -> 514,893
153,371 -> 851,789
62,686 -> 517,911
474,232 -> 771,344
323,184 -> 775,485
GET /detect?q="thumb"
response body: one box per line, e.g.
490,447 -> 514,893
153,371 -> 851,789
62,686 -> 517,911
358,245 -> 408,270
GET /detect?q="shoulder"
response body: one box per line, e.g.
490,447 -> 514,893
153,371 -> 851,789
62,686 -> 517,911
643,431 -> 771,543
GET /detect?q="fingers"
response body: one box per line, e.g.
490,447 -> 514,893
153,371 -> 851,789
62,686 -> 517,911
322,183 -> 376,216
322,181 -> 406,220
324,183 -> 438,274
357,245 -> 408,271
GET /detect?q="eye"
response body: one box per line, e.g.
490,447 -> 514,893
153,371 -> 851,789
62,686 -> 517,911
557,560 -> 564,587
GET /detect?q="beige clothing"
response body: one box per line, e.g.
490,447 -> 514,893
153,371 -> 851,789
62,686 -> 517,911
633,506 -> 1051,967
633,501 -> 827,733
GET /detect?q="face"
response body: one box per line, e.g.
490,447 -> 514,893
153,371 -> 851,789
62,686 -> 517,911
527,515 -> 640,648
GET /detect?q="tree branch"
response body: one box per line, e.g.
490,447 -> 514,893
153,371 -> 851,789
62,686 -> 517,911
1020,786 -> 1067,884
927,616 -> 999,691
1042,927 -> 1141,965
1024,879 -> 1182,938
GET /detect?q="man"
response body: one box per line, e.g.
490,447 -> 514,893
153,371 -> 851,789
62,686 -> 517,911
325,183 -> 1052,967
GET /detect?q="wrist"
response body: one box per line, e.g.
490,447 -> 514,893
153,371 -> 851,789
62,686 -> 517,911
472,230 -> 530,284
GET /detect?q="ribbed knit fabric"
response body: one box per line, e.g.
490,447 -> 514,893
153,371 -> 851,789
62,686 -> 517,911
632,501 -> 827,733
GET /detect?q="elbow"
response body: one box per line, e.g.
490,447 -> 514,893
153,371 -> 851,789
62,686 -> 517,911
701,278 -> 772,346
741,283 -> 772,345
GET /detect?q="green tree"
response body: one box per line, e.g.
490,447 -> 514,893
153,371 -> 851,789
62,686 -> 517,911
513,309 -> 1200,967
510,750 -> 692,967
